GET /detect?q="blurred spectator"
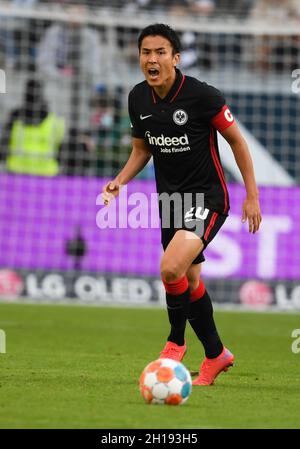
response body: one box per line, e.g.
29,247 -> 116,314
249,0 -> 300,73
37,5 -> 102,83
188,0 -> 216,16
250,0 -> 300,21
122,0 -> 214,16
0,0 -> 39,70
121,0 -> 189,15
1,78 -> 65,176
167,0 -> 191,16
59,127 -> 95,176
180,31 -> 199,70
112,0 -> 252,17
250,33 -> 300,73
90,85 -> 125,177
216,0 -> 255,17
37,5 -> 105,137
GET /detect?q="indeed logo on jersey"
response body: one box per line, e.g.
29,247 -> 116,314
145,131 -> 190,154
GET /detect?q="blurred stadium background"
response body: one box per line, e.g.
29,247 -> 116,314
0,0 -> 299,310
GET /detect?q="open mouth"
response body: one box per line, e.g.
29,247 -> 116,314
148,68 -> 160,80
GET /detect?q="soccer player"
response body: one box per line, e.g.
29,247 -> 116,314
102,24 -> 262,386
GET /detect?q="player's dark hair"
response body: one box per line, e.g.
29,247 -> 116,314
138,23 -> 181,55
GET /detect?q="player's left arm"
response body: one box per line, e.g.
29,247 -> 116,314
220,122 -> 262,234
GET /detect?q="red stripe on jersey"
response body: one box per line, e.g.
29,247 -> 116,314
211,105 -> 235,132
170,75 -> 186,103
204,212 -> 218,241
209,128 -> 229,213
151,89 -> 157,104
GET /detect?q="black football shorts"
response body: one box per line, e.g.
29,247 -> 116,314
161,205 -> 228,265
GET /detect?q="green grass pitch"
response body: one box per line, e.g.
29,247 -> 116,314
0,303 -> 300,429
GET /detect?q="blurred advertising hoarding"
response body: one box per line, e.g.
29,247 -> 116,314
0,175 -> 299,281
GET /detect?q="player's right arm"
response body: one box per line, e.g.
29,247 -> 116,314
102,137 -> 151,206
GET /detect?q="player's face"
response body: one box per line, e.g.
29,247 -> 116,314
139,35 -> 180,94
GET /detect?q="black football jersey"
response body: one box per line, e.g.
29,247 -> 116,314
128,68 -> 234,214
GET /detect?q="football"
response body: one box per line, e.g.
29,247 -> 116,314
139,358 -> 192,405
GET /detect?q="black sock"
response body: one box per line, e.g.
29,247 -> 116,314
188,290 -> 223,358
166,288 -> 190,346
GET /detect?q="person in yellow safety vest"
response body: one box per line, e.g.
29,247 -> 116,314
2,78 -> 65,176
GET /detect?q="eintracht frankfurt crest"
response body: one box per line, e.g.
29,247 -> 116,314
173,109 -> 188,126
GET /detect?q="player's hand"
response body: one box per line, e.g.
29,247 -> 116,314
101,180 -> 121,206
242,197 -> 262,233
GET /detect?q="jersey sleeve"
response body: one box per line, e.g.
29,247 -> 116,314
200,84 -> 235,132
210,104 -> 235,132
128,89 -> 144,139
